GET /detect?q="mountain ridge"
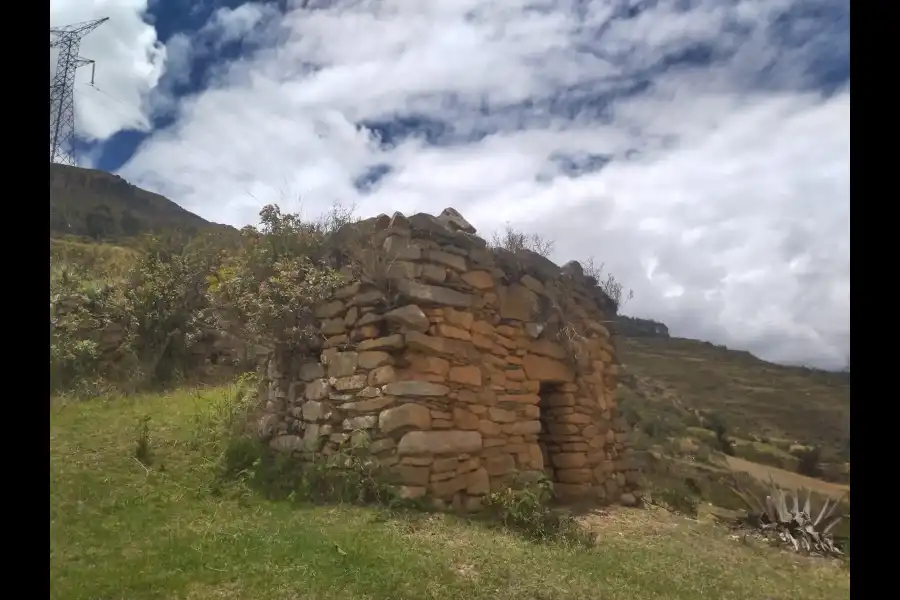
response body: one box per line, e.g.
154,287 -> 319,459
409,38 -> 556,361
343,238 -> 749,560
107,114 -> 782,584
50,163 -> 234,241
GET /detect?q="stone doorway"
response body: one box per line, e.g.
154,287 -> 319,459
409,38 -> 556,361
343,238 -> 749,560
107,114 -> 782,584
538,382 -> 564,484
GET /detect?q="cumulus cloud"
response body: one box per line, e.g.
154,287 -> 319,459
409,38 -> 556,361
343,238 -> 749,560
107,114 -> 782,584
110,0 -> 848,369
50,0 -> 166,142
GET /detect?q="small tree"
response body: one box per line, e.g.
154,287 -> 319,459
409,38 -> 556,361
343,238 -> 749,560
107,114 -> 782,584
209,204 -> 345,352
582,256 -> 634,311
119,232 -> 230,385
706,412 -> 735,456
490,222 -> 555,257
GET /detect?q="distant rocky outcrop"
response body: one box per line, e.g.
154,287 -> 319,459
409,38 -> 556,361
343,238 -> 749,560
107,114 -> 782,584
612,315 -> 670,339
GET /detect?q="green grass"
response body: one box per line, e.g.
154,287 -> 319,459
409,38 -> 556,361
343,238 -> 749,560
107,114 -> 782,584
51,386 -> 850,600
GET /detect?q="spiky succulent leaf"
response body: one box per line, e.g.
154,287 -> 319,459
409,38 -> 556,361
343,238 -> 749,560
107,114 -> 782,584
775,490 -> 789,523
822,515 -> 844,535
814,498 -> 832,527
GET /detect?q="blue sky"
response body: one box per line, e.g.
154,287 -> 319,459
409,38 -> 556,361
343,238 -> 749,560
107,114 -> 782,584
50,0 -> 850,370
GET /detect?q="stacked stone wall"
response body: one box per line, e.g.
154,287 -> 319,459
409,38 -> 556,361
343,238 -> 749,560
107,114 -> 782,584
257,208 -> 639,510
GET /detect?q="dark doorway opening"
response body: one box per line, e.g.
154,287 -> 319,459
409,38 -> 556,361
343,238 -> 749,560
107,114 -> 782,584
538,382 -> 563,483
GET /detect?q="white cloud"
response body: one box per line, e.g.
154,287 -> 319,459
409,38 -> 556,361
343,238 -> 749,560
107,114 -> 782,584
112,0 -> 847,369
50,0 -> 166,143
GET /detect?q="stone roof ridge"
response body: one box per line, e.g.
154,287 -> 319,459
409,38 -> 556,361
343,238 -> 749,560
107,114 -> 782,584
367,207 -> 617,314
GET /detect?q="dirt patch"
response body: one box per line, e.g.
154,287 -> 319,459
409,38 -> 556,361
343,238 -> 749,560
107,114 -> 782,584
725,456 -> 849,500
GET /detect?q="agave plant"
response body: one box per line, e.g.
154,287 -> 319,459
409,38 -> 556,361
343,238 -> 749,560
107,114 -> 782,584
730,479 -> 847,557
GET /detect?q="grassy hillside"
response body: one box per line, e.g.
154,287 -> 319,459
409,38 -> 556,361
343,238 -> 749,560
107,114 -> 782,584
49,386 -> 849,600
50,163 -> 234,241
617,335 -> 851,484
50,237 -> 138,282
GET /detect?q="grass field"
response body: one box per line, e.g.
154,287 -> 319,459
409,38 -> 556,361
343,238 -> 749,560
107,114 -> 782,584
50,385 -> 849,600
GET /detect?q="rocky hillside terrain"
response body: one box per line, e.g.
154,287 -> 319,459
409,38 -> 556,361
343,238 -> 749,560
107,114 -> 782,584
50,164 -> 234,241
613,330 -> 850,521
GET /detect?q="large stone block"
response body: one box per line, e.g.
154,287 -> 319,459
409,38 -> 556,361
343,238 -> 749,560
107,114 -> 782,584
382,381 -> 449,396
302,401 -> 331,422
334,374 -> 367,391
326,351 -> 358,378
340,395 -> 393,413
522,354 -> 574,383
551,452 -> 588,469
357,334 -> 405,351
385,305 -> 430,332
484,454 -> 516,476
466,468 -> 490,495
380,404 -> 432,434
556,468 -> 593,484
498,283 -> 538,322
358,351 -> 393,369
430,474 -> 468,497
305,379 -> 331,401
436,207 -> 476,234
395,279 -> 474,308
448,365 -> 482,386
393,465 -> 430,486
528,340 -> 568,360
407,354 -> 451,376
398,430 -> 483,455
461,270 -> 494,290
368,365 -> 397,386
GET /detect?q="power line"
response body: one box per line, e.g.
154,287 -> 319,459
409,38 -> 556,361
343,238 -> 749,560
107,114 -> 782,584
49,17 -> 109,166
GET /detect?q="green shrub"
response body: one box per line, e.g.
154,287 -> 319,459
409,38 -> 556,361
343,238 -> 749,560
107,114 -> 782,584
795,446 -> 823,478
482,474 -> 594,546
50,204 -> 343,397
706,413 -> 735,456
208,204 -> 344,351
50,266 -> 127,396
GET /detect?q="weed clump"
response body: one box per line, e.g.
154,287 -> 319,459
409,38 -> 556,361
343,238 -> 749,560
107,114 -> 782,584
482,474 -> 595,546
134,415 -> 152,466
190,375 -> 408,508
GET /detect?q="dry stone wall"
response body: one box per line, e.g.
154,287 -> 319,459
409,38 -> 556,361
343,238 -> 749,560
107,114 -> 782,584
257,208 -> 640,510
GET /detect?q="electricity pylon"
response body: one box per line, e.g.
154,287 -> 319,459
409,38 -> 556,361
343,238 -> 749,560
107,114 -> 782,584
49,17 -> 108,166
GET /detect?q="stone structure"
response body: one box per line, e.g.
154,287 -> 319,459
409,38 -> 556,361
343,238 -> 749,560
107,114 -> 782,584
257,208 -> 639,510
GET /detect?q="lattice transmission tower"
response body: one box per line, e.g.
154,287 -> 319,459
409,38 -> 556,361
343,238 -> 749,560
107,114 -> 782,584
49,17 -> 108,166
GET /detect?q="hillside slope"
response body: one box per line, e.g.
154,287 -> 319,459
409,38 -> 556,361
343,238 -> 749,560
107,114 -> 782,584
49,164 -> 233,240
616,334 -> 850,475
